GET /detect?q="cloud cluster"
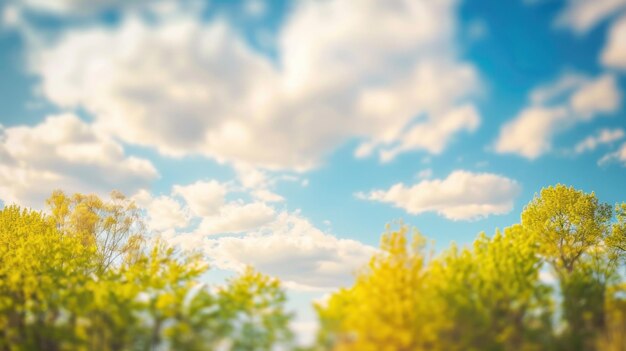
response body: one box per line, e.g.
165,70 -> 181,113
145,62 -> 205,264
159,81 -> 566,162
28,0 -> 480,170
495,74 -> 621,159
201,212 -> 375,290
358,170 -> 520,221
0,114 -> 158,208
172,180 -> 227,217
134,191 -> 190,232
137,180 -> 373,290
196,201 -> 276,235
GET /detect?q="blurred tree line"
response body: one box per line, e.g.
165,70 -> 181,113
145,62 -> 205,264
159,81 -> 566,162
315,185 -> 626,351
0,191 -> 292,351
1,184 -> 625,350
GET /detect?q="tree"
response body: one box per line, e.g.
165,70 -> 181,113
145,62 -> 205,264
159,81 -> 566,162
0,192 -> 293,351
596,284 -> 626,351
607,203 -> 626,265
218,268 -> 294,351
46,190 -> 145,272
520,185 -> 617,350
428,225 -> 553,351
0,206 -> 97,350
316,185 -> 626,351
315,224 -> 433,351
521,185 -> 612,275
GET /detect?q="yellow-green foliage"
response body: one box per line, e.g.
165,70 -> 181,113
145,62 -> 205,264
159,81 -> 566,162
315,225 -> 430,351
521,184 -> 613,275
2,185 -> 626,351
218,268 -> 293,351
0,193 -> 293,351
0,206 -> 97,350
316,185 -> 626,351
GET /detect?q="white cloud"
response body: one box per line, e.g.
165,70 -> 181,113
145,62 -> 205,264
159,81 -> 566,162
133,178 -> 275,236
555,0 -> 626,33
250,189 -> 284,203
0,114 -> 158,208
602,15 -> 626,69
495,74 -> 621,159
140,179 -> 374,290
28,0 -> 481,170
200,212 -> 375,289
134,190 -> 190,232
570,75 -> 621,117
235,164 -> 269,189
599,142 -> 626,166
172,180 -> 227,217
197,202 -> 276,235
495,107 -> 569,159
359,170 -> 520,221
530,72 -> 588,105
375,104 -> 480,162
233,164 -> 285,202
574,128 -> 625,153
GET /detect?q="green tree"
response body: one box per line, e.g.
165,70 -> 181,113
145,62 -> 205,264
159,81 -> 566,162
429,225 -> 553,351
316,185 -> 626,351
46,190 -> 145,271
521,185 -> 617,350
218,268 -> 294,351
0,192 -> 293,351
315,224 -> 432,351
0,206 -> 97,350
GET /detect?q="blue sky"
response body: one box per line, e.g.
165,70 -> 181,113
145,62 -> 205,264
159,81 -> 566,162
1,0 -> 626,341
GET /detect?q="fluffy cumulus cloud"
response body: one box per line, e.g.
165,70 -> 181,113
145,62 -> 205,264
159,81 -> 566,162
602,15 -> 626,69
141,179 -> 374,290
196,201 -> 276,235
185,212 -> 375,290
574,128 -> 625,154
0,114 -> 158,208
233,164 -> 287,203
372,104 -> 480,162
28,0 -> 481,170
570,75 -> 622,116
133,190 -> 190,233
358,170 -> 521,221
494,107 -> 568,159
172,180 -> 227,217
135,178 -> 276,235
495,73 -> 621,159
554,0 -> 626,33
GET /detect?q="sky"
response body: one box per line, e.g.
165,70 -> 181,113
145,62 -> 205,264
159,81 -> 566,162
1,0 -> 626,342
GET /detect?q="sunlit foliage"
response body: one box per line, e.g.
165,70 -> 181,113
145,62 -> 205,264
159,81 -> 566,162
0,191 -> 293,351
315,225 -> 431,351
316,184 -> 626,351
2,185 -> 626,350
